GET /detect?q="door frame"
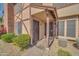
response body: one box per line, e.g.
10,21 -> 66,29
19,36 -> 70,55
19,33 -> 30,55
32,19 -> 39,45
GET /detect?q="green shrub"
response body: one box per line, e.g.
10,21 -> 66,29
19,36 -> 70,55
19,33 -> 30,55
57,49 -> 72,56
1,33 -> 16,43
12,34 -> 31,50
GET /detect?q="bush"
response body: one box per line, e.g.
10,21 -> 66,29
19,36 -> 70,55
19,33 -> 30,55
57,49 -> 72,56
12,34 -> 31,50
1,33 -> 16,43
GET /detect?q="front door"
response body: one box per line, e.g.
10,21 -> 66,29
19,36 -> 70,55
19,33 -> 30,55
32,20 -> 39,45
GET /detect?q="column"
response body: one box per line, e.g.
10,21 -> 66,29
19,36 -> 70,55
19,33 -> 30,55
76,17 -> 78,38
46,17 -> 50,48
64,20 -> 67,38
29,5 -> 33,45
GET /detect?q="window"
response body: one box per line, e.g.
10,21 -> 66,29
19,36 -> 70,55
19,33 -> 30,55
15,4 -> 22,14
15,21 -> 22,34
67,20 -> 76,37
58,21 -> 64,36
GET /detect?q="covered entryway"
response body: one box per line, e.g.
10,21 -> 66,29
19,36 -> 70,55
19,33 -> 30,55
14,4 -> 57,48
32,9 -> 57,48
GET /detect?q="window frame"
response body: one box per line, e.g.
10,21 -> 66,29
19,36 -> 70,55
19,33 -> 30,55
58,17 -> 78,39
66,19 -> 76,37
58,20 -> 65,36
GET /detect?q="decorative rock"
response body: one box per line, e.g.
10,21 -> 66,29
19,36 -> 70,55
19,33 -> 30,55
58,38 -> 67,47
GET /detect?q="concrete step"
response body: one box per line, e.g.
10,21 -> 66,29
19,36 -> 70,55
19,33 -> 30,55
36,38 -> 48,50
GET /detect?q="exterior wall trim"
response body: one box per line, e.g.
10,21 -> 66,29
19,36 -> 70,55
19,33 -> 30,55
58,14 -> 79,20
58,4 -> 77,9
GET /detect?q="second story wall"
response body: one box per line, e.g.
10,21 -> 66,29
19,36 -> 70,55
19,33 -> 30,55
57,4 -> 79,18
43,3 -> 53,7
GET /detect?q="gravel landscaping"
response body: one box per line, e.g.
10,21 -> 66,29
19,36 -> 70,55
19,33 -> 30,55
0,40 -> 21,56
0,39 -> 79,56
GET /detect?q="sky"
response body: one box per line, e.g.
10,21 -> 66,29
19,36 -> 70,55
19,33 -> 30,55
0,3 -> 3,17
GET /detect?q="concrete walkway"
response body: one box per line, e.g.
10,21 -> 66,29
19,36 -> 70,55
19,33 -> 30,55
21,39 -> 79,56
0,39 -> 58,56
0,40 -> 21,56
0,39 -> 79,56
21,39 -> 58,56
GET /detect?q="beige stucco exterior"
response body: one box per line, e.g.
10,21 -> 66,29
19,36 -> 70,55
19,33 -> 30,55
3,3 -> 79,43
22,20 -> 31,34
14,3 -> 55,40
56,4 -> 79,40
57,4 -> 79,17
39,19 -> 45,40
42,3 -> 53,7
3,4 -> 8,32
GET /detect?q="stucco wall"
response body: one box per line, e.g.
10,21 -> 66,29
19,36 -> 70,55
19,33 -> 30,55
57,4 -> 79,17
22,20 -> 31,35
42,3 -> 53,7
39,21 -> 45,40
22,8 -> 30,19
22,19 -> 45,40
3,4 -> 8,32
23,3 -> 29,9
